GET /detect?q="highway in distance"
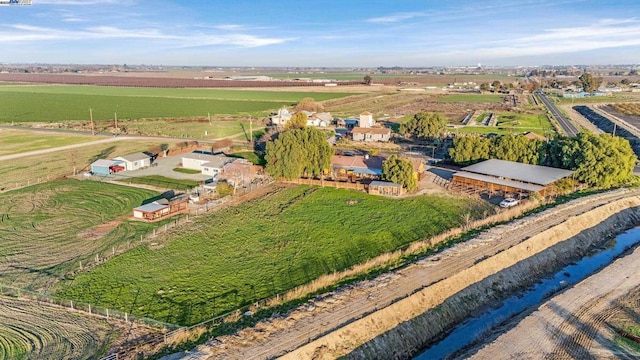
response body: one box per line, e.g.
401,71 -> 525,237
536,91 -> 579,137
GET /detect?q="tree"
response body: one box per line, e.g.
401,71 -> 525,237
382,155 -> 417,192
568,133 -> 636,187
265,127 -> 332,180
295,97 -> 324,112
491,80 -> 501,91
490,134 -> 543,164
479,83 -> 490,93
578,72 -> 603,92
364,75 -> 372,85
399,112 -> 448,140
286,112 -> 308,130
621,78 -> 631,85
448,135 -> 491,165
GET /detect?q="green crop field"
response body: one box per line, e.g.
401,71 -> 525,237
0,129 -> 96,156
55,185 -> 490,326
0,85 -> 355,123
0,180 -> 159,292
437,94 -> 504,103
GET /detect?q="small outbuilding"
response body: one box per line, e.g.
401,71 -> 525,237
133,202 -> 170,220
113,152 -> 152,171
182,153 -> 233,176
90,159 -> 124,176
368,181 -> 403,196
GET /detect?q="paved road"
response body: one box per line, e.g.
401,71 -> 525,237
536,91 -> 579,137
170,188 -> 636,360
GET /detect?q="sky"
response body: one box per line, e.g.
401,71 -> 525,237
1,0 -> 640,67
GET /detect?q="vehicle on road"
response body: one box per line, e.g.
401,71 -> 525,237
499,198 -> 519,208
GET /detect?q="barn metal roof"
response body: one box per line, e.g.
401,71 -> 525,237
114,152 -> 150,162
453,171 -> 545,192
460,159 -> 574,186
91,159 -> 122,167
134,202 -> 168,213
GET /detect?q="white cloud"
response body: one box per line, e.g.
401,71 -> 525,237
366,12 -> 424,23
0,23 -> 291,48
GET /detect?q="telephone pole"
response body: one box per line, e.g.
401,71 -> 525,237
114,112 -> 118,131
249,116 -> 253,147
89,108 -> 95,136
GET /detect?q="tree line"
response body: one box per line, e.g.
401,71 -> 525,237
449,132 -> 637,187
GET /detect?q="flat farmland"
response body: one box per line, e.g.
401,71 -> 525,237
0,138 -> 179,189
0,129 -> 96,156
453,112 -> 554,136
0,85 -> 355,123
55,185 -> 491,326
0,296 -> 116,360
0,180 -> 160,292
437,94 -> 504,103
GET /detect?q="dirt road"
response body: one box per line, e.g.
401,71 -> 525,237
168,188 -> 638,360
466,239 -> 640,360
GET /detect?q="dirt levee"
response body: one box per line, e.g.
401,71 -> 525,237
283,195 -> 640,359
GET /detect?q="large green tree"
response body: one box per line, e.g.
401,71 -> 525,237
562,133 -> 636,187
448,135 -> 491,165
382,155 -> 417,191
286,112 -> 308,130
490,134 -> 543,164
265,127 -> 332,180
400,112 -> 448,140
578,73 -> 603,92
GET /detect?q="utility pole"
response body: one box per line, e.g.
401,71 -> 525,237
249,116 -> 253,147
613,123 -> 617,137
89,108 -> 95,136
114,111 -> 118,131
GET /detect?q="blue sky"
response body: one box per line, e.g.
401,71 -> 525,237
1,0 -> 639,67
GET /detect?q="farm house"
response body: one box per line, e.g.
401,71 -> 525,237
112,152 -> 152,171
450,159 -> 574,198
182,153 -> 233,176
351,127 -> 391,142
90,159 -> 124,176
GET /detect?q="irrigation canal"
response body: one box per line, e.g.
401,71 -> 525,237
414,226 -> 640,360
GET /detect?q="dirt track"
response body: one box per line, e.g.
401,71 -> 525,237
466,240 -> 640,360
166,188 -> 639,360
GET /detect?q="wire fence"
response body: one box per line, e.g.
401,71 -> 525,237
0,175 -> 54,192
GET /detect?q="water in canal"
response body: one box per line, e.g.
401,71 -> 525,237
415,227 -> 640,360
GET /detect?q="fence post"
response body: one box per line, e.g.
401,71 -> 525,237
106,308 -> 109,320
125,312 -> 128,322
89,304 -> 92,314
70,300 -> 73,310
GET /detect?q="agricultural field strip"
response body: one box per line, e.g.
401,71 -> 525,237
206,189 -> 634,359
0,85 -> 352,102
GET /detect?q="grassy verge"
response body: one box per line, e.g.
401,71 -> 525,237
226,151 -> 265,165
116,175 -> 201,191
55,186 -> 490,326
172,168 -> 201,175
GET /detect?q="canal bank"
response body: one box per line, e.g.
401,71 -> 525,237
284,193 -> 640,360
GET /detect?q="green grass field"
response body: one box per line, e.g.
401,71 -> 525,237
226,151 -> 265,165
0,129 -> 96,156
0,85 -> 355,123
173,167 -> 201,175
0,180 -> 159,292
116,175 -> 201,191
437,94 -> 504,103
453,112 -> 554,136
55,185 -> 490,326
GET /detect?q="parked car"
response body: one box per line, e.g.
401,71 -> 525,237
499,198 -> 519,208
